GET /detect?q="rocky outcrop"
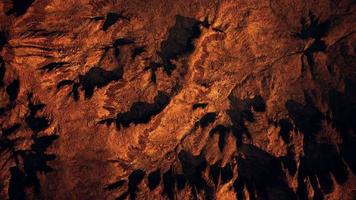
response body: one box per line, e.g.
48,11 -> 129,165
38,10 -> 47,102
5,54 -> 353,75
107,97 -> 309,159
0,0 -> 355,199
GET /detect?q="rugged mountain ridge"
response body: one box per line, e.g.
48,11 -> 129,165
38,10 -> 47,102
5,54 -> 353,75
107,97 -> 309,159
0,0 -> 355,199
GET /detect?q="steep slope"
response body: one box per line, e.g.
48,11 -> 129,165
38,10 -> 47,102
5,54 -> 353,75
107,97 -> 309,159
0,0 -> 355,199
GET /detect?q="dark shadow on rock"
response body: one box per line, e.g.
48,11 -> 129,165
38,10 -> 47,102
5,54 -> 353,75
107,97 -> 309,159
228,94 -> 266,146
113,38 -> 134,49
279,148 -> 297,176
176,174 -> 186,191
108,169 -> 146,200
0,57 -> 5,86
220,162 -> 233,184
209,160 -> 221,187
158,15 -> 201,75
2,91 -> 56,199
79,67 -> 123,99
6,79 -> 19,101
2,124 -> 20,137
102,12 -> 128,31
293,12 -> 331,79
285,93 -> 323,141
297,142 -> 348,199
233,144 -> 296,200
304,40 -> 327,72
10,134 -> 58,197
148,169 -> 160,191
105,180 -> 126,191
0,107 -> 5,115
178,150 -> 214,200
57,37 -> 130,100
162,168 -> 175,200
127,169 -> 145,200
58,66 -> 123,101
131,46 -> 145,59
192,103 -> 207,110
0,124 -> 20,155
285,92 -> 349,199
8,167 -> 25,200
278,119 -> 293,144
144,62 -> 161,83
209,125 -> 229,152
198,112 -> 217,129
293,11 -> 330,40
248,95 -> 266,112
116,191 -> 129,200
114,91 -> 170,129
25,93 -> 50,133
6,0 -> 35,17
56,80 -> 74,89
69,82 -> 80,101
39,62 -> 69,72
0,32 -> 8,51
97,117 -> 115,126
154,167 -> 186,200
328,79 -> 356,174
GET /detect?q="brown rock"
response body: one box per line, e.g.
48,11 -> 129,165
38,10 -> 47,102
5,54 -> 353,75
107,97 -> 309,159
0,0 -> 355,199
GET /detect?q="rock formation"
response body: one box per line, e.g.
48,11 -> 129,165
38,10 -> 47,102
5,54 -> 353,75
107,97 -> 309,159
0,0 -> 355,199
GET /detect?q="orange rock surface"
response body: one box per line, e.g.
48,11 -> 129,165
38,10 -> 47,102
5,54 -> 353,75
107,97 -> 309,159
0,0 -> 355,199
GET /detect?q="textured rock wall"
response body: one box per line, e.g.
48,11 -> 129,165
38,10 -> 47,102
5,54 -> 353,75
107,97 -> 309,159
0,0 -> 355,199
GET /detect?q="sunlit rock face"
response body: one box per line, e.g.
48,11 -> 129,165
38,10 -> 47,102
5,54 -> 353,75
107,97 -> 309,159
0,0 -> 355,199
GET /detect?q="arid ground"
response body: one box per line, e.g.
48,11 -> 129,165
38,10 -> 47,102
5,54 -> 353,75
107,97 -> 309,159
0,0 -> 355,199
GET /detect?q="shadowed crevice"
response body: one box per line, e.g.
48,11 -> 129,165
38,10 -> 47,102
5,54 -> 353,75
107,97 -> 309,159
178,150 -> 214,200
328,79 -> 356,174
285,92 -> 349,199
209,161 -> 221,187
220,163 -> 233,184
115,91 -> 170,128
157,15 -> 201,75
79,67 -> 123,99
148,169 -> 161,191
285,93 -> 324,141
102,12 -> 128,31
0,57 -> 5,86
131,46 -> 145,59
192,103 -> 207,110
6,0 -> 35,17
128,170 -> 145,200
233,144 -> 296,200
278,119 -> 293,144
8,134 -> 58,198
56,80 -> 74,89
162,168 -> 176,200
293,12 -> 331,79
6,79 -> 19,101
99,91 -> 170,129
0,32 -> 8,51
39,62 -> 69,72
197,112 -> 217,129
293,11 -> 330,40
112,170 -> 145,200
228,94 -> 266,146
104,180 -> 126,191
279,148 -> 297,176
209,125 -> 229,152
25,93 -> 50,133
57,66 -> 123,100
57,38 -> 134,100
297,142 -> 348,198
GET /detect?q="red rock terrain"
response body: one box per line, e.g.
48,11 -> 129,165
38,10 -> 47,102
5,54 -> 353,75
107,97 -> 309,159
0,0 -> 355,199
